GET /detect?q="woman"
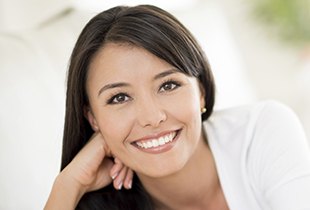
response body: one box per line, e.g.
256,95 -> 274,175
44,5 -> 310,210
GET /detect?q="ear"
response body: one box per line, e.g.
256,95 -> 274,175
198,82 -> 206,109
84,106 -> 99,132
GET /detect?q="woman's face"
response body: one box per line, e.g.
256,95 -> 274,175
86,43 -> 205,178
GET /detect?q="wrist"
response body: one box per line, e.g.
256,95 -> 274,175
57,169 -> 87,201
44,171 -> 86,210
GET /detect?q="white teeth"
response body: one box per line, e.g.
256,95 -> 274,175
159,137 -> 165,145
147,141 -> 152,148
136,132 -> 176,149
152,139 -> 159,147
164,135 -> 170,143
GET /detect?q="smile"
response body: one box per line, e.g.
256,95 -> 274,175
132,129 -> 181,154
136,132 -> 176,149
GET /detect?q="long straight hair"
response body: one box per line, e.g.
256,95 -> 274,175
61,5 -> 215,209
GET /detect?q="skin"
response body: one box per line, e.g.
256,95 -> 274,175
44,43 -> 229,210
86,43 -> 205,178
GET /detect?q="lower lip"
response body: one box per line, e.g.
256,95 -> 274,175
133,130 -> 181,154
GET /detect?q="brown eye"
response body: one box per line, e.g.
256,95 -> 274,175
159,81 -> 180,92
107,93 -> 130,104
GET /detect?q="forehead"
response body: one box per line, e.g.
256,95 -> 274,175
88,43 -> 175,81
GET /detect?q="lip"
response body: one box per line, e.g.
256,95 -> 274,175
131,129 -> 182,154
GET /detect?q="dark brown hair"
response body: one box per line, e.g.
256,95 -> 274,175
61,4 -> 215,209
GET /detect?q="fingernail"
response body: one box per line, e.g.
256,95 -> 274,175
127,180 -> 132,189
117,182 -> 123,190
111,172 -> 118,180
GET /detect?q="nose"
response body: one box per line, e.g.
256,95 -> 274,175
136,97 -> 167,128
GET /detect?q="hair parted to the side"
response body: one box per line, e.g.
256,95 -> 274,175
61,4 -> 215,209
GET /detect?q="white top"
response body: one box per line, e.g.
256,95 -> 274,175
204,100 -> 310,210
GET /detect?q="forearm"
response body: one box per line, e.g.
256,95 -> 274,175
44,172 -> 85,210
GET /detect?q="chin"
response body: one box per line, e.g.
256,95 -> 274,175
135,155 -> 189,179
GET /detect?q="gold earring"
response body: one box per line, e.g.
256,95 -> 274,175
201,107 -> 207,114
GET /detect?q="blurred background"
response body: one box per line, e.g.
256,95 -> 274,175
0,0 -> 309,209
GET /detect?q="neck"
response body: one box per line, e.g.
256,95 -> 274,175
137,133 -> 226,210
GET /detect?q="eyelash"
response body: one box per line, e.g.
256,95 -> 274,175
106,92 -> 131,105
106,79 -> 182,105
158,79 -> 182,93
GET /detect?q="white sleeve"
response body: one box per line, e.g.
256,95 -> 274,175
248,101 -> 310,210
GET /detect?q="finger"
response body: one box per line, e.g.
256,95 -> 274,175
87,158 -> 114,192
123,168 -> 134,190
110,158 -> 124,180
113,166 -> 127,190
73,132 -> 106,169
66,132 -> 113,191
87,131 -> 112,152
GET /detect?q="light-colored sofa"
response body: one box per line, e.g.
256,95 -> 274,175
0,1 -> 92,209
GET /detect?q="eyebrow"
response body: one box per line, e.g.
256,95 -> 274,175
153,69 -> 179,80
97,69 -> 179,97
98,82 -> 129,97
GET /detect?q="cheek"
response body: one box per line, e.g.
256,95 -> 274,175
168,87 -> 203,142
96,110 -> 133,150
168,88 -> 202,123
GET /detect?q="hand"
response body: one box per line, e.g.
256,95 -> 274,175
61,132 -> 134,193
44,133 -> 134,210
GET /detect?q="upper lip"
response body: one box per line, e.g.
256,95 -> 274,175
131,129 -> 179,143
